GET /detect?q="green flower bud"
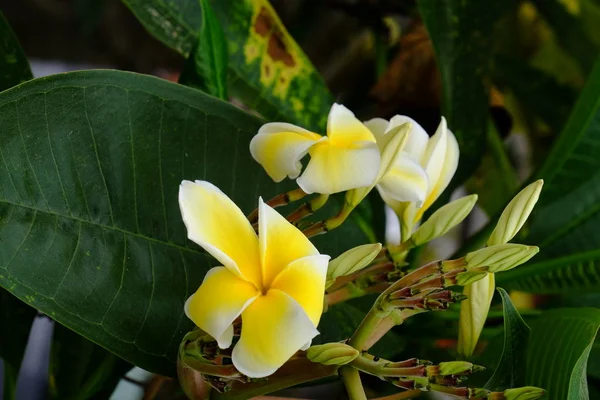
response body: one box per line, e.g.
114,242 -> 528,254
466,244 -> 539,273
438,361 -> 477,375
306,343 -> 359,366
488,180 -> 543,246
327,243 -> 382,281
456,270 -> 489,286
412,194 -> 478,246
503,386 -> 545,400
458,274 -> 495,357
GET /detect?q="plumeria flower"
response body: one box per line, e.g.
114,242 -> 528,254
364,116 -> 459,236
179,180 -> 330,378
250,103 -> 381,194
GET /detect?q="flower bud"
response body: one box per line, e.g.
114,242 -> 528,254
327,243 -> 382,280
437,361 -> 481,375
306,343 -> 360,366
457,274 -> 495,357
465,244 -> 539,273
412,194 -> 478,246
456,270 -> 489,286
487,180 -> 543,246
503,386 -> 546,400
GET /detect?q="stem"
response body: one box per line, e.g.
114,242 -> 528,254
340,367 -> 367,400
247,188 -> 307,222
326,283 -> 391,307
350,356 -> 425,378
327,262 -> 395,292
348,306 -> 388,350
287,194 -> 330,224
372,390 -> 422,400
302,201 -> 355,238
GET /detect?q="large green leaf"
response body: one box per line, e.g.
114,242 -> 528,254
0,70 -> 366,376
48,324 -> 132,400
417,0 -> 507,184
484,288 -> 530,391
497,250 -> 600,294
179,0 -> 228,100
527,58 -> 600,257
122,0 -> 333,131
526,308 -> 600,399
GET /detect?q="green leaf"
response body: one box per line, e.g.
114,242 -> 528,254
0,70 -> 366,376
48,324 -> 132,400
526,308 -> 600,399
179,0 -> 228,99
0,11 -> 33,92
122,0 -> 333,131
497,249 -> 600,294
527,58 -> 600,257
484,288 -> 530,391
417,0 -> 508,183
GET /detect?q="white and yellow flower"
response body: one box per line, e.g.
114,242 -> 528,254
364,116 -> 459,239
179,180 -> 330,378
250,103 -> 381,194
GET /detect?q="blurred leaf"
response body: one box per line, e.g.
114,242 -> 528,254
179,0 -> 228,100
0,12 -> 36,400
466,120 -> 519,216
122,0 -> 333,131
528,58 -> 600,257
48,324 -> 132,400
0,11 -> 32,91
527,308 -> 600,399
484,288 -> 530,391
0,70 -> 366,376
0,289 -> 37,400
497,249 -> 600,294
531,0 -> 598,75
417,0 -> 509,184
493,55 -> 577,132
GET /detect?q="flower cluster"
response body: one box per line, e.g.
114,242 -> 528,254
177,102 -> 541,398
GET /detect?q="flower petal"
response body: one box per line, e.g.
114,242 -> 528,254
232,290 -> 319,378
419,117 -> 459,215
364,117 -> 390,151
297,140 -> 381,194
389,115 -> 429,161
258,198 -> 319,287
185,267 -> 259,348
270,254 -> 330,326
327,104 -> 375,147
250,123 -> 323,182
179,180 -> 261,284
377,155 -> 428,204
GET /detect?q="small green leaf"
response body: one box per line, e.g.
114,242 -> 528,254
497,249 -> 600,293
179,0 -> 228,99
48,324 -> 132,400
485,288 -> 530,391
526,308 -> 600,399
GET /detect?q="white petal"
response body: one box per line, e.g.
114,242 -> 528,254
377,155 -> 429,204
297,140 -> 381,194
389,115 -> 429,161
363,117 -> 390,151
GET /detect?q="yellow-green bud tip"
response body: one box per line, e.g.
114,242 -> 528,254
503,386 -> 546,400
438,361 -> 476,375
306,343 -> 359,366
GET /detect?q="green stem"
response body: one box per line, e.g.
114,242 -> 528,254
348,306 -> 389,350
350,355 -> 425,378
340,367 -> 367,400
247,188 -> 307,223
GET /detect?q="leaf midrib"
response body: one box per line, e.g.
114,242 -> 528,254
0,198 -> 201,255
